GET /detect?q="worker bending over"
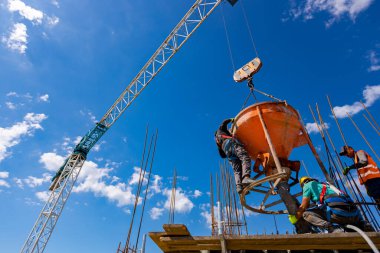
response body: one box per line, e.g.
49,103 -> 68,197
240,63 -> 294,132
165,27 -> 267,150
340,145 -> 380,209
292,177 -> 369,233
215,118 -> 255,193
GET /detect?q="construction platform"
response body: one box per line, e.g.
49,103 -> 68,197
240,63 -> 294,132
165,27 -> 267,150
149,224 -> 380,252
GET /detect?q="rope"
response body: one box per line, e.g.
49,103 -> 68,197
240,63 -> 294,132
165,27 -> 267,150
240,0 -> 259,57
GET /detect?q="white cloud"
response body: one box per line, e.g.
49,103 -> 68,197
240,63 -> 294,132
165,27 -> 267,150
8,0 -> 44,24
14,178 -> 24,188
151,175 -> 162,194
0,172 -> 11,188
305,122 -> 329,134
39,152 -> 66,172
368,50 -> 380,72
39,151 -> 139,207
333,84 -> 380,118
2,23 -> 28,54
200,210 -> 212,227
38,94 -> 49,102
36,191 -> 50,202
288,0 -> 373,26
92,141 -> 105,152
80,110 -> 97,123
6,91 -> 17,97
0,180 -> 10,188
51,0 -> 59,8
73,160 -> 137,207
129,167 -> 148,185
46,16 -> 59,26
23,173 -> 51,188
5,102 -> 16,110
150,207 -> 164,220
25,197 -> 42,206
193,190 -> 202,198
0,113 -> 47,162
163,187 -> 194,213
200,203 -> 212,227
0,172 -> 10,178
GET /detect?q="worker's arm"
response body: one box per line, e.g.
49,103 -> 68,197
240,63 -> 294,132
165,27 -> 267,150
296,197 -> 310,219
344,151 -> 369,175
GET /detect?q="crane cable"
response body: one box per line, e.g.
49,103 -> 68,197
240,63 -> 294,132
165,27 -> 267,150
221,0 -> 260,74
221,3 -> 236,72
240,0 -> 259,58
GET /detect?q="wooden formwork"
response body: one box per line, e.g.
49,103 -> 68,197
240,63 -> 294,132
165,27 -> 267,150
149,224 -> 380,252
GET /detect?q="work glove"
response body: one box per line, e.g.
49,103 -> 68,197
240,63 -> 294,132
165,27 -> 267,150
288,215 -> 298,225
342,166 -> 350,176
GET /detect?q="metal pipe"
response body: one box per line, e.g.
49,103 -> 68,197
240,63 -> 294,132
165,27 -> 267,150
345,225 -> 379,253
140,234 -> 146,253
256,106 -> 284,174
217,201 -> 223,235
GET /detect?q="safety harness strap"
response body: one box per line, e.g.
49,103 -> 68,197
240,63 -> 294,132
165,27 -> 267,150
319,183 -> 327,203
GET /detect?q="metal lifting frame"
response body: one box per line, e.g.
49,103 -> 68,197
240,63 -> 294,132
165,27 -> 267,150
21,0 -> 223,252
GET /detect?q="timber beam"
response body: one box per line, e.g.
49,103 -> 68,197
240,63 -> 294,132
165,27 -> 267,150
149,224 -> 380,252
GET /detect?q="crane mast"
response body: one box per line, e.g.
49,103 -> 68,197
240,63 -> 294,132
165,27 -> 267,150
20,0 -> 228,252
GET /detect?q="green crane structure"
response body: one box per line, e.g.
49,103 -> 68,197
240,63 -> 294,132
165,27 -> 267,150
20,0 -> 238,252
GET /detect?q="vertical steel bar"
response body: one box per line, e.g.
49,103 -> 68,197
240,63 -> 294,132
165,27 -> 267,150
346,113 -> 380,162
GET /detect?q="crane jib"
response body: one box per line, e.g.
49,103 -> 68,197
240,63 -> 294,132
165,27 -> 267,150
73,123 -> 109,158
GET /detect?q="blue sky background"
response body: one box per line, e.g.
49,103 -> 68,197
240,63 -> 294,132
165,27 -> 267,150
0,0 -> 380,252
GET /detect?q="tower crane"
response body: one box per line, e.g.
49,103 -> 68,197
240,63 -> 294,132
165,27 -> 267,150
20,0 -> 237,252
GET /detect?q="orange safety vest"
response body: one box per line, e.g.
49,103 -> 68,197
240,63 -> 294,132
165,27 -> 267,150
355,150 -> 380,185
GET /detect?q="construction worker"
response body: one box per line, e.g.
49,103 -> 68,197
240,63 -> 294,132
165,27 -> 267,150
215,118 -> 255,193
339,145 -> 380,209
291,176 -> 367,233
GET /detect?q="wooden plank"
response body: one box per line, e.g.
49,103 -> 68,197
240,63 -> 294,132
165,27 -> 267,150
149,232 -> 170,252
150,224 -> 380,252
163,224 -> 191,236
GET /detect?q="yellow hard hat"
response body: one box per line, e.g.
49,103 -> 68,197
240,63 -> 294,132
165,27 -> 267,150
299,176 -> 312,187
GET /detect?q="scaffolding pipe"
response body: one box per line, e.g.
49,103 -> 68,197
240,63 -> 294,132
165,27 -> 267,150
217,201 -> 223,235
141,234 -> 146,253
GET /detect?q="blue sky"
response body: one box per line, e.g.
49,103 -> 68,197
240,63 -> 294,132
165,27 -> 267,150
0,0 -> 380,252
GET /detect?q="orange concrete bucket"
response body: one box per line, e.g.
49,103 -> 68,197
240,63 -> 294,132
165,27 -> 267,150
231,102 -> 307,159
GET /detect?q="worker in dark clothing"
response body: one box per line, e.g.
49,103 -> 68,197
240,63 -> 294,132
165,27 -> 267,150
292,177 -> 371,233
339,146 -> 380,209
215,118 -> 255,193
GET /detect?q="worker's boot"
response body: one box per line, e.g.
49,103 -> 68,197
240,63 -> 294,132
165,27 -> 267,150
242,177 -> 255,185
327,225 -> 344,233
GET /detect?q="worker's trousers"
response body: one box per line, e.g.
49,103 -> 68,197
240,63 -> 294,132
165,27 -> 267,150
277,181 -> 312,234
303,207 -> 363,231
227,143 -> 251,187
